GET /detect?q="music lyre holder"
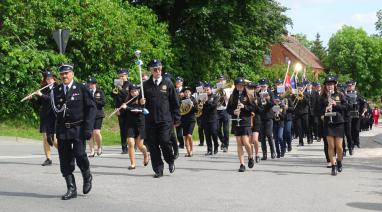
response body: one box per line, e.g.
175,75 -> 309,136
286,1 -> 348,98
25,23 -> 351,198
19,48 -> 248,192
231,117 -> 242,127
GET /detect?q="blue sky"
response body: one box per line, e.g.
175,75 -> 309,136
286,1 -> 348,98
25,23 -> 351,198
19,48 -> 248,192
276,0 -> 380,47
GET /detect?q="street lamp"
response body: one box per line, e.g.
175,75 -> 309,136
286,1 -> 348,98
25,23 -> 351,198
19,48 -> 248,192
294,63 -> 302,73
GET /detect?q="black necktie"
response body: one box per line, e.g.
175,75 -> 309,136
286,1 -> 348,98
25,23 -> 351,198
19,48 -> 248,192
155,80 -> 158,86
65,85 -> 68,95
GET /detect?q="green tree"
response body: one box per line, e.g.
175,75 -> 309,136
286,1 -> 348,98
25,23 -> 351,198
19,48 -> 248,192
0,0 -> 172,120
376,9 -> 382,36
135,0 -> 291,83
293,33 -> 313,49
310,33 -> 327,63
326,26 -> 382,98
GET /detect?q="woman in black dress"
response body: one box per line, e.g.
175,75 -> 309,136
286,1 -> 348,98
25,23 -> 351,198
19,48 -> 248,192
227,77 -> 256,172
319,75 -> 347,176
180,86 -> 197,157
34,71 -> 58,166
247,82 -> 263,163
122,84 -> 149,170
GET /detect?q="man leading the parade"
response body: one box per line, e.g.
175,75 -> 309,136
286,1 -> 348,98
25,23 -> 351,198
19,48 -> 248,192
51,64 -> 96,200
140,59 -> 180,178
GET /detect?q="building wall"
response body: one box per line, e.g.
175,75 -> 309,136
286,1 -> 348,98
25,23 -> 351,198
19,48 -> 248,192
264,44 -> 324,79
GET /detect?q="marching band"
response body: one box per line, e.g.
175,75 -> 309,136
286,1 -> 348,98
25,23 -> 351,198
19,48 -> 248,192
23,58 -> 375,199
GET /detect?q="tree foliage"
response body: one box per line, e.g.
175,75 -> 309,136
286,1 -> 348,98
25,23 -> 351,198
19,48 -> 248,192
376,10 -> 382,36
0,0 -> 172,120
293,33 -> 313,49
136,0 -> 291,83
310,33 -> 327,63
326,26 -> 382,98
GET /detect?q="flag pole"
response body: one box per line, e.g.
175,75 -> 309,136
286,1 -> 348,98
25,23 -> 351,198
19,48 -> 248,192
283,60 -> 291,86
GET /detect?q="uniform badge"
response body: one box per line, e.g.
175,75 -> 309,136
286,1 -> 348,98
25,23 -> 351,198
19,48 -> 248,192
96,93 -> 101,98
71,96 -> 74,101
335,96 -> 340,101
160,85 -> 167,92
59,87 -> 62,91
60,98 -> 63,102
72,85 -> 76,89
125,87 -> 129,91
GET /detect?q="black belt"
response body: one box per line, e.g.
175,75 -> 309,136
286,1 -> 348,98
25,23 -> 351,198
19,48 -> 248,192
61,120 -> 83,129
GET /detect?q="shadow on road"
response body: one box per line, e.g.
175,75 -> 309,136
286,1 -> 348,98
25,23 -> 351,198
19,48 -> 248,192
0,191 -> 58,199
346,202 -> 382,211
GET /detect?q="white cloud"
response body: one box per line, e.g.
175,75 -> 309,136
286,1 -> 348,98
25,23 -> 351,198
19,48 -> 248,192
351,12 -> 378,24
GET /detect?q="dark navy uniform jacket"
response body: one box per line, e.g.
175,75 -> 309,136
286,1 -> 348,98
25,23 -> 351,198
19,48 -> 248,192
143,76 -> 180,124
52,81 -> 96,140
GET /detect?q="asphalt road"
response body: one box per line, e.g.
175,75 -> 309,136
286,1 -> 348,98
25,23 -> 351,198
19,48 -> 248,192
0,127 -> 381,212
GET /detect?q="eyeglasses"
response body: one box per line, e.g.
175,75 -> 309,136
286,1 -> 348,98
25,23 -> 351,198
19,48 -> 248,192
150,67 -> 161,72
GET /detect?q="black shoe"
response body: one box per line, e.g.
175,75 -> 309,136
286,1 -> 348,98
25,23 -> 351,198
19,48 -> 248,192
223,147 -> 228,152
343,151 -> 347,157
356,144 -> 360,148
271,153 -> 276,159
248,158 -> 254,168
61,174 -> 77,200
198,143 -> 204,146
41,159 -> 52,166
220,145 -> 224,150
255,156 -> 260,163
261,154 -> 267,161
337,161 -> 343,172
280,151 -> 285,157
276,154 -> 281,158
179,145 -> 184,149
121,149 -> 128,154
298,143 -> 304,147
214,148 -> 218,155
169,163 -> 175,173
205,151 -> 212,156
81,169 -> 92,194
331,165 -> 337,176
128,165 -> 136,170
287,146 -> 292,152
238,164 -> 246,172
154,171 -> 163,178
349,148 -> 353,156
317,138 -> 321,142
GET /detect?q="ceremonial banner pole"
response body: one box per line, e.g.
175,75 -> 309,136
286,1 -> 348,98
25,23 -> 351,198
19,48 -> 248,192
135,50 -> 149,115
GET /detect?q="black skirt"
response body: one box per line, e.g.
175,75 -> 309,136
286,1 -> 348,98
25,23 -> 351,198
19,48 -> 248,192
127,126 -> 146,139
39,116 -> 55,134
323,123 -> 344,137
234,126 -> 252,136
252,116 -> 261,133
182,121 -> 196,136
94,118 -> 103,130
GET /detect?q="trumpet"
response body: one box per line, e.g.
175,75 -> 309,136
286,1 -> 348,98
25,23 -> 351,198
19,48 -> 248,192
21,82 -> 54,102
195,92 -> 207,118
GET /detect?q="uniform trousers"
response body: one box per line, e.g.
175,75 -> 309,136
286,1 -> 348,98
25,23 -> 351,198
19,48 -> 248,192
146,122 -> 174,174
58,137 -> 90,177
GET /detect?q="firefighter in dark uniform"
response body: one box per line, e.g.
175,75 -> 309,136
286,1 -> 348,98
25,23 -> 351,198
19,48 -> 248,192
304,81 -> 315,144
293,82 -> 310,146
139,59 -> 180,178
112,68 -> 131,154
216,75 -> 230,152
175,76 -> 185,149
51,64 -> 96,200
313,82 -> 323,142
201,83 -> 220,155
87,77 -> 105,157
257,79 -> 275,160
345,80 -> 365,149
